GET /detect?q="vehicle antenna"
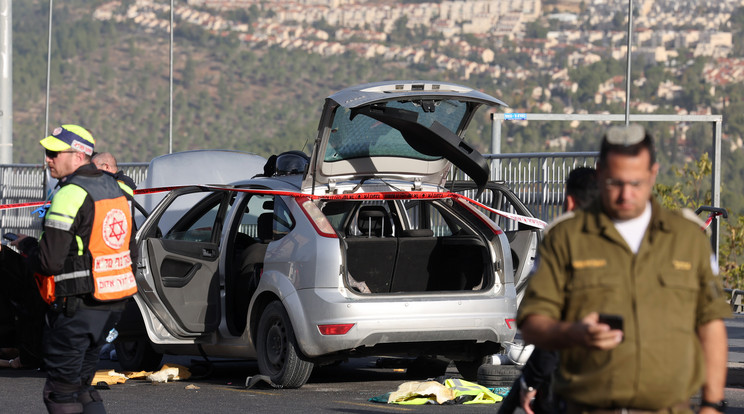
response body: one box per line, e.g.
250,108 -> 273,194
301,136 -> 311,153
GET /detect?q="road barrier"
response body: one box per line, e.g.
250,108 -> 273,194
727,289 -> 744,314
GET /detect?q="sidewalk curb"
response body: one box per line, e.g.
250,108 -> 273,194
727,364 -> 744,387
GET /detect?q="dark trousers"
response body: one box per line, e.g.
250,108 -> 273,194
0,247 -> 46,367
42,303 -> 122,414
497,348 -> 559,414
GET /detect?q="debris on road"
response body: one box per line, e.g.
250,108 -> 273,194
370,378 -> 507,405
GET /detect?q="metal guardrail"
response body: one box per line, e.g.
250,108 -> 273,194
726,289 -> 744,314
488,152 -> 598,222
0,163 -> 148,238
0,164 -> 46,238
449,152 -> 599,222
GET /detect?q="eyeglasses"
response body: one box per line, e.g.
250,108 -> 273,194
604,178 -> 645,190
45,149 -> 77,159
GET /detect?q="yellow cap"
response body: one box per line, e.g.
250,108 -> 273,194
40,124 -> 95,155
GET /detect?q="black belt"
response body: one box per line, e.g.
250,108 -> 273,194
50,296 -> 81,316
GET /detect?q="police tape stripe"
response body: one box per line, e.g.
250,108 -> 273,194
0,185 -> 546,229
0,200 -> 49,210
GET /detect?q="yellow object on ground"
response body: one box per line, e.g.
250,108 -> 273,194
123,370 -> 152,379
388,381 -> 456,404
147,363 -> 191,383
91,370 -> 128,385
90,363 -> 192,385
444,378 -> 503,404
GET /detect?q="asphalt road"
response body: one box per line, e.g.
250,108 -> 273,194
2,315 -> 744,413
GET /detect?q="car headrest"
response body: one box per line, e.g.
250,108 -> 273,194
257,213 -> 273,242
356,206 -> 392,237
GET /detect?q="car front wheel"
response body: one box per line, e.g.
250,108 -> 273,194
115,338 -> 163,371
256,301 -> 313,388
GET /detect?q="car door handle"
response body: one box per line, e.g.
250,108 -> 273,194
202,248 -> 217,258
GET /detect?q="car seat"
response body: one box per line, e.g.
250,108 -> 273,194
355,206 -> 393,237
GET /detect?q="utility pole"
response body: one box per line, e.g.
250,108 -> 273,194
0,0 -> 12,164
624,0 -> 633,126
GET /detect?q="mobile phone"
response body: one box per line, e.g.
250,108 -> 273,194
2,232 -> 18,242
598,313 -> 624,331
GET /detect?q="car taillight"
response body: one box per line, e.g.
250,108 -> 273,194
317,324 -> 355,335
296,196 -> 338,238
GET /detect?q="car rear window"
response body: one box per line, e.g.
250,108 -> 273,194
324,99 -> 468,162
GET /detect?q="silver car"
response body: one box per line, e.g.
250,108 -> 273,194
116,80 -> 540,388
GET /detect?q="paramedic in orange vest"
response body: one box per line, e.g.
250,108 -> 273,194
13,124 -> 137,414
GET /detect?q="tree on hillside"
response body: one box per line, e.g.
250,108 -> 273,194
389,16 -> 410,44
655,154 -> 744,289
729,6 -> 744,55
182,57 -> 196,89
524,20 -> 548,39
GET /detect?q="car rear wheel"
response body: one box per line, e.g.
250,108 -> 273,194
256,301 -> 313,388
454,356 -> 489,381
477,364 -> 522,387
115,338 -> 163,371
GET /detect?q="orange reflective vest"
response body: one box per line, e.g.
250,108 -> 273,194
35,173 -> 137,303
88,196 -> 137,301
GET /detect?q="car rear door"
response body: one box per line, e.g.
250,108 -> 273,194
136,187 -> 231,337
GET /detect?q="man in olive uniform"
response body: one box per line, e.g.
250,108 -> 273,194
517,124 -> 731,413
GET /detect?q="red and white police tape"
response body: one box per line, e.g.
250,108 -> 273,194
0,185 -> 548,230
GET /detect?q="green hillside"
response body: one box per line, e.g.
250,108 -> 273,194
11,1 -> 442,164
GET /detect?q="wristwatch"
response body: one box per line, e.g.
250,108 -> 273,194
519,376 -> 536,393
701,399 -> 728,412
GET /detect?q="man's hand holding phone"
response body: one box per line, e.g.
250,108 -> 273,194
578,312 -> 624,350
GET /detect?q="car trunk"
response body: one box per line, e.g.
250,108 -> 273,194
321,199 -> 495,294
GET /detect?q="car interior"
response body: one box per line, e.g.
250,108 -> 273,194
325,200 -> 491,295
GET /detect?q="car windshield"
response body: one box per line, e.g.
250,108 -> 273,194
324,99 -> 468,162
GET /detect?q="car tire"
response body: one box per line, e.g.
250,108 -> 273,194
476,364 -> 522,387
454,356 -> 489,381
115,338 -> 163,371
256,301 -> 314,389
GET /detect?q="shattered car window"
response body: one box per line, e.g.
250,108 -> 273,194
325,99 -> 468,162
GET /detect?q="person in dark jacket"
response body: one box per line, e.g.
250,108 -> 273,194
92,151 -> 137,195
498,167 -> 598,414
5,125 -> 138,413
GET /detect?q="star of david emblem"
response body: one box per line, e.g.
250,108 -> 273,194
108,218 -> 126,242
102,209 -> 128,249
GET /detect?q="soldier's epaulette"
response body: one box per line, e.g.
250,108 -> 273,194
680,208 -> 706,228
544,210 -> 576,234
679,208 -> 710,236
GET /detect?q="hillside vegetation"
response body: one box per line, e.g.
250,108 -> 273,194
12,1 -> 445,164
10,2 -> 744,215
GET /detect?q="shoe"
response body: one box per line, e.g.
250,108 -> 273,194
1,357 -> 23,369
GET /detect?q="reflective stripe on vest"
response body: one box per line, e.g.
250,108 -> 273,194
54,269 -> 90,282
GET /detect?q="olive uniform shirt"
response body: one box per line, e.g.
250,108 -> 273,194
517,198 -> 731,410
